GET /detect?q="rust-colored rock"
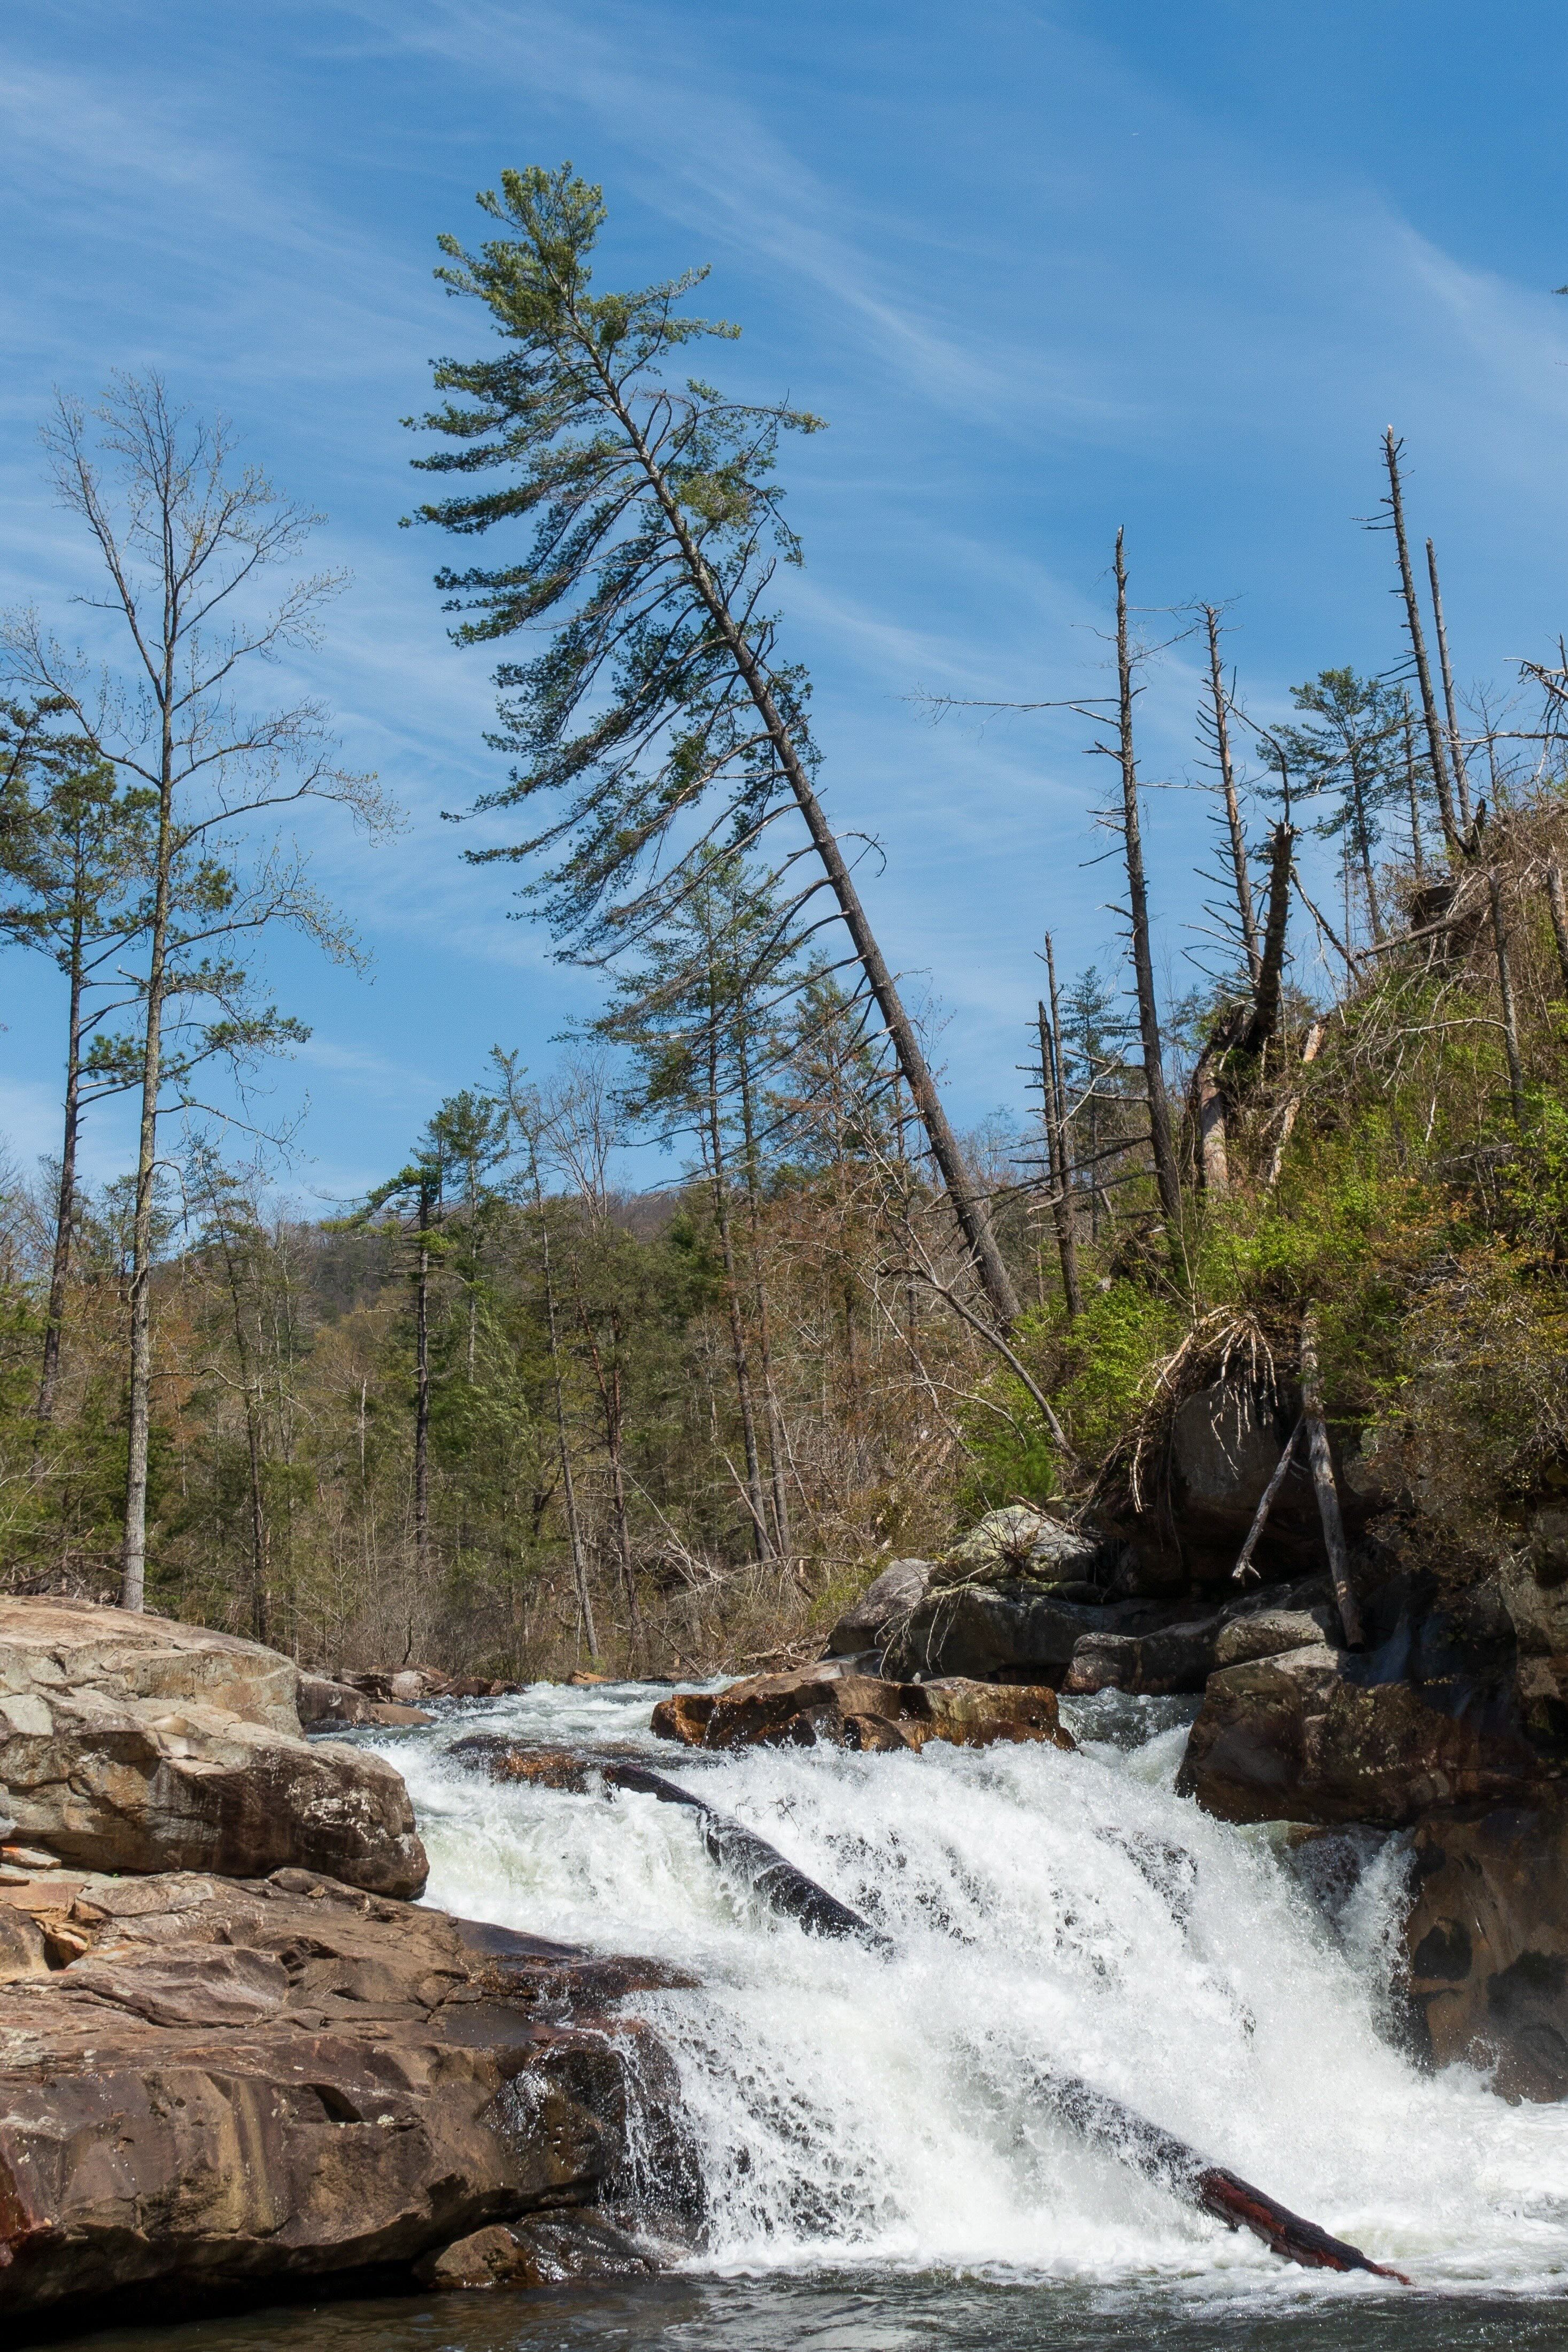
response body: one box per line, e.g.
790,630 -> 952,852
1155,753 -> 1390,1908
1404,1793 -> 1568,2100
649,1692 -> 716,1746
651,1667 -> 1072,1756
0,1866 -> 696,2324
0,1599 -> 427,1898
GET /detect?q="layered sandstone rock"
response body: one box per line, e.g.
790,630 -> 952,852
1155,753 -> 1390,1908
0,1863 -> 693,2320
0,1599 -> 426,1897
651,1665 -> 1072,1755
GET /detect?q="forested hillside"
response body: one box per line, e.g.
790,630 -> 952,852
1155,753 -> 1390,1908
3,168 -> 1566,1685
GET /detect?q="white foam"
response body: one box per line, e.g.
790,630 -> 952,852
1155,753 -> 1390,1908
375,1684 -> 1568,2299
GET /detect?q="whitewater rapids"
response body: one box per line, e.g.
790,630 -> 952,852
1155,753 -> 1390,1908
371,1680 -> 1568,2312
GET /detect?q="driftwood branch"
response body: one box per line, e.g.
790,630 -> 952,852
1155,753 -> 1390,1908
1231,1417 -> 1303,1584
1044,2076 -> 1409,2281
605,1763 -> 894,1949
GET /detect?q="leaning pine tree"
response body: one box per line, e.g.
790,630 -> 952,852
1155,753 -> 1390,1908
406,163 -> 1019,1330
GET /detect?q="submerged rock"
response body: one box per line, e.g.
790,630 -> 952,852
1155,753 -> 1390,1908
0,1598 -> 427,1898
0,1864 -> 695,2322
1404,1793 -> 1568,2101
650,1665 -> 1072,1755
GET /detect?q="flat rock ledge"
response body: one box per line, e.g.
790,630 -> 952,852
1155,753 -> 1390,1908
0,1862 -> 697,2328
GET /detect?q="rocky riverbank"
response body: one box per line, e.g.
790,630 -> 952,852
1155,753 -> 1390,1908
0,1599 -> 696,2335
806,1375 -> 1568,2101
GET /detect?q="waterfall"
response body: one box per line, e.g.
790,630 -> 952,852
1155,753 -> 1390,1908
374,1684 -> 1568,2303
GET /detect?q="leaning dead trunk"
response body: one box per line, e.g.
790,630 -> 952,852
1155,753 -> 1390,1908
1382,431 -> 1458,849
1203,604 -> 1261,984
1487,868 -> 1525,1129
1112,531 -> 1183,1248
1300,1310 -> 1362,1647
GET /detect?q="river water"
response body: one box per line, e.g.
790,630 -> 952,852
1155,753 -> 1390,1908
48,1679 -> 1568,2348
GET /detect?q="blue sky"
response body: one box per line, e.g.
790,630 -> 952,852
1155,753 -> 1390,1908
3,0 -> 1566,1206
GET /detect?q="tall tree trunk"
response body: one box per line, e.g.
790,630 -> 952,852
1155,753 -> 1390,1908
603,377 -> 1019,1329
1112,530 -> 1183,1246
1039,943 -> 1082,1317
36,906 -> 84,1430
1382,431 -> 1459,849
530,1160 -> 596,1658
121,694 -> 178,1614
1426,537 -> 1473,834
1545,862 -> 1568,998
1241,823 -> 1296,1059
1487,869 -> 1526,1128
413,1174 -> 434,1570
706,1030 -> 768,1561
738,1039 -> 792,1561
1401,694 -> 1426,879
1203,605 -> 1260,983
1349,757 -> 1384,940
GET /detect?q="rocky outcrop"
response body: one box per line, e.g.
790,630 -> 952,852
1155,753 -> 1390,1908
0,1862 -> 694,2323
1062,1580 -> 1337,1698
0,1600 -> 427,1898
651,1665 -> 1072,1755
1176,1640 -> 1544,1828
1403,1794 -> 1568,2100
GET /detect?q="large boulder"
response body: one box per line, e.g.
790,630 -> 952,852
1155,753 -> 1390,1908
1176,1643 -> 1543,1827
1403,1794 -> 1568,2101
0,1863 -> 692,2322
651,1665 -> 1072,1755
931,1505 -> 1112,1592
823,1558 -> 934,1657
0,1599 -> 427,1898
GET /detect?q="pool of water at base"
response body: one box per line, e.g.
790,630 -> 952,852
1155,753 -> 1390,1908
35,2272 -> 1568,2352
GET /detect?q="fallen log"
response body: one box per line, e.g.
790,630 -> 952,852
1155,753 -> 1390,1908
1042,2075 -> 1409,2282
603,1762 -> 894,1952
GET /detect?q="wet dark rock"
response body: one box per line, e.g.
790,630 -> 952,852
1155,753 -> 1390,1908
0,1865 -> 696,2323
1176,1603 -> 1546,1827
1062,1578 -> 1338,1698
1403,1794 -> 1568,2100
413,2210 -> 656,2291
297,1674 -> 432,1731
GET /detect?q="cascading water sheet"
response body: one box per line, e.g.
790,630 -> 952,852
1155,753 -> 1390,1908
379,1681 -> 1568,2308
